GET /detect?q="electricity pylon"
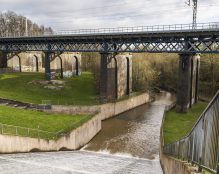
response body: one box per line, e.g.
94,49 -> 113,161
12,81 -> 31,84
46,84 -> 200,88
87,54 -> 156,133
186,0 -> 198,29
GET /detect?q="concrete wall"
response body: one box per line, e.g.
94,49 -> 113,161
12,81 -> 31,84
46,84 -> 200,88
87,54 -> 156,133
0,115 -> 101,153
0,92 -> 149,154
160,154 -> 199,174
51,92 -> 150,121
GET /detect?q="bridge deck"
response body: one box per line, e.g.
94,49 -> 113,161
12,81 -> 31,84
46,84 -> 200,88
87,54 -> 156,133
0,22 -> 218,53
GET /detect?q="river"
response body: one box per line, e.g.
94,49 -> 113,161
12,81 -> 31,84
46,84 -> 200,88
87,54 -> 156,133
0,91 -> 175,174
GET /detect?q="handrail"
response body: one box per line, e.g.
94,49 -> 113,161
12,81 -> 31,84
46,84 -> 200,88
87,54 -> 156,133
163,91 -> 219,173
0,22 -> 219,38
0,122 -> 60,140
55,22 -> 219,36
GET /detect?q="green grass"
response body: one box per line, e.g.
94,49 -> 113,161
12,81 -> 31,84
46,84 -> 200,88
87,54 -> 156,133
163,102 -> 208,145
0,72 -> 99,105
0,105 -> 92,140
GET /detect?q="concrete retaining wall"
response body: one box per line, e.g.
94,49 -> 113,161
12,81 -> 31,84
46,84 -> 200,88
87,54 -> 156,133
51,92 -> 150,121
0,115 -> 101,153
160,153 -> 198,174
0,92 -> 150,154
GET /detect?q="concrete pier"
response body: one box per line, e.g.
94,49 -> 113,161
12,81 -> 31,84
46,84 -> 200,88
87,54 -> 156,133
176,54 -> 200,112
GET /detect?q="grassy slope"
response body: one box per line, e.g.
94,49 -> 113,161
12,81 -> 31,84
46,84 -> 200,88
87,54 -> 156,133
163,102 -> 208,145
0,72 -> 98,105
0,105 -> 92,139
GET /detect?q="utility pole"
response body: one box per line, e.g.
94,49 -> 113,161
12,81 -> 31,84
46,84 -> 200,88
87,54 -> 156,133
186,0 -> 198,29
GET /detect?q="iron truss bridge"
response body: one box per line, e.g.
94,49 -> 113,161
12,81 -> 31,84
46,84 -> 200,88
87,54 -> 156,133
0,22 -> 219,53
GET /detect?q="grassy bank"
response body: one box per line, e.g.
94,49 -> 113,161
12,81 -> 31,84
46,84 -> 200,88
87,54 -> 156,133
0,72 -> 98,105
0,105 -> 92,139
163,102 -> 208,145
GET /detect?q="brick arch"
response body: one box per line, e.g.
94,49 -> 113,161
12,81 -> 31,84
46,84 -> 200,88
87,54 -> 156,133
33,55 -> 39,72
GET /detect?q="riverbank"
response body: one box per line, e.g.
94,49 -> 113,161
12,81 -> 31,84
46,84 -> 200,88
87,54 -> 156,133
0,105 -> 92,140
163,102 -> 208,145
0,92 -> 150,154
0,72 -> 98,105
160,98 -> 212,174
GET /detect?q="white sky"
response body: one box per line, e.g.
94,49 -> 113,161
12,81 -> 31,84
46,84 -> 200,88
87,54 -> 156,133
0,0 -> 219,31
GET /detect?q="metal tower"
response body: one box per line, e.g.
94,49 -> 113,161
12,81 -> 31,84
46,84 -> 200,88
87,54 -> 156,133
186,0 -> 198,29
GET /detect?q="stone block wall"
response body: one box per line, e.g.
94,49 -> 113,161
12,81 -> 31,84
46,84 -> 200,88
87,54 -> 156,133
116,54 -> 132,98
50,52 -> 81,75
176,54 -> 200,112
100,53 -> 133,101
8,52 -> 43,72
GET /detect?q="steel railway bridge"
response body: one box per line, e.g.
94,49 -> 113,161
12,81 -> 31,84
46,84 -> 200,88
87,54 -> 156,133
0,22 -> 219,111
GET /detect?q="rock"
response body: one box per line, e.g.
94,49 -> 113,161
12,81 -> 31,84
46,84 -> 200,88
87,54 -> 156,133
51,80 -> 65,85
28,80 -> 50,85
44,85 -> 64,90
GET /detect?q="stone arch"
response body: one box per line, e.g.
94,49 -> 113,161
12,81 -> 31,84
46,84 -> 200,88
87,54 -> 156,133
33,55 -> 39,72
58,56 -> 63,79
74,56 -> 79,76
195,58 -> 200,103
113,56 -> 118,99
126,57 -> 130,95
190,57 -> 194,108
15,55 -> 22,72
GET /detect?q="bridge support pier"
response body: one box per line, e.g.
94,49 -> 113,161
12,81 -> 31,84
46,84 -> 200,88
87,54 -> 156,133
176,54 -> 200,112
100,53 -> 132,102
0,52 -> 8,68
44,52 -> 51,80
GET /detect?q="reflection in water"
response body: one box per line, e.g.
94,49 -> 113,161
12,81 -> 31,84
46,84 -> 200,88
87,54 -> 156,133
83,91 -> 175,160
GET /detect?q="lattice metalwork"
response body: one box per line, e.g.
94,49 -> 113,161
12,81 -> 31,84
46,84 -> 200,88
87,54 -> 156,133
0,30 -> 218,53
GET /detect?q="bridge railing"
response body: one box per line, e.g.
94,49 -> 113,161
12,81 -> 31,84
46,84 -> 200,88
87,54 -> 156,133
55,22 -> 219,36
0,22 -> 219,38
163,91 -> 219,173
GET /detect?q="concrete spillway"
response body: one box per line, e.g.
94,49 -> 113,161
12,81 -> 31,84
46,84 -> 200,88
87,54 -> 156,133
0,151 -> 162,174
0,91 -> 175,174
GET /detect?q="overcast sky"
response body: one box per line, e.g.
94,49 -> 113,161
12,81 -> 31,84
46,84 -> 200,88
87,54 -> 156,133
0,0 -> 218,31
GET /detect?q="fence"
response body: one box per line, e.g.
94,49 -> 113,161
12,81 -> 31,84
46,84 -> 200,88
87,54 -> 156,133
0,123 -> 60,140
163,91 -> 219,173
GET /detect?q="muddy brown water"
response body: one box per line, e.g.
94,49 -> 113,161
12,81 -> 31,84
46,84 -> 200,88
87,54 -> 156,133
83,91 -> 175,160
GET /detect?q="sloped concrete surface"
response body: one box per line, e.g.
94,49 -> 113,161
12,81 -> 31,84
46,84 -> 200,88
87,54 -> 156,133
0,151 -> 162,174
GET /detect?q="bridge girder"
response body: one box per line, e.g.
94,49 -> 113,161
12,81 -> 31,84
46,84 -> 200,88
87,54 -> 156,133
0,31 -> 218,53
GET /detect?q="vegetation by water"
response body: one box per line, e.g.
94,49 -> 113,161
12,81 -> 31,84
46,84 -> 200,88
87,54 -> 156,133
82,53 -> 219,100
0,105 -> 92,139
0,72 -> 98,105
163,102 -> 208,145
